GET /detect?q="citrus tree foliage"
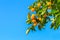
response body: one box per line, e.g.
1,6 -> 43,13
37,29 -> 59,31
26,0 -> 60,34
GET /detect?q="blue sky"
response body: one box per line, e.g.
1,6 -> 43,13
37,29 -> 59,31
0,0 -> 60,40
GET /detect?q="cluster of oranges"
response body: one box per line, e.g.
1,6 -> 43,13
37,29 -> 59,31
31,14 -> 37,26
31,3 -> 41,12
30,2 -> 51,26
31,14 -> 47,26
31,2 -> 51,12
31,14 -> 42,26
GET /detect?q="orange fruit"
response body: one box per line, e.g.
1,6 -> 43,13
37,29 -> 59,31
37,3 -> 41,7
31,14 -> 35,20
33,22 -> 37,26
47,2 -> 51,6
31,8 -> 35,12
32,19 -> 36,23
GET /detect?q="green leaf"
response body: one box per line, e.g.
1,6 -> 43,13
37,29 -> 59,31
28,6 -> 33,9
26,28 -> 30,35
50,23 -> 54,29
57,0 -> 60,3
51,9 -> 57,14
30,26 -> 36,31
26,19 -> 32,24
27,13 -> 31,19
38,25 -> 42,30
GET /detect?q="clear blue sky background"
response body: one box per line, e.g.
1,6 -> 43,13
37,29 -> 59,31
0,0 -> 60,40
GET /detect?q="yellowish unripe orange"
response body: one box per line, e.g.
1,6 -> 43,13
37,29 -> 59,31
47,2 -> 51,6
31,8 -> 35,12
37,3 -> 41,7
37,18 -> 42,21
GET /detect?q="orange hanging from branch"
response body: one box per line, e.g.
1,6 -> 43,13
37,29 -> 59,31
37,3 -> 41,7
47,2 -> 51,6
31,14 -> 35,20
31,8 -> 35,12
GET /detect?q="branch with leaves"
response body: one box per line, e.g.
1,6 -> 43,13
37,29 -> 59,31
26,0 -> 60,35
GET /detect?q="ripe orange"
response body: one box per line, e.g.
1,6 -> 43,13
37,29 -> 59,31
31,8 -> 35,12
33,22 -> 37,26
31,14 -> 35,20
32,19 -> 36,23
37,3 -> 41,7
